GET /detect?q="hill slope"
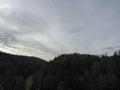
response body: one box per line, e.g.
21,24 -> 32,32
0,51 -> 47,90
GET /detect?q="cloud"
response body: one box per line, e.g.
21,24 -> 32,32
105,45 -> 120,50
0,0 -> 120,60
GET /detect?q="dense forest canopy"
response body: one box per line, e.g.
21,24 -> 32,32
0,50 -> 120,90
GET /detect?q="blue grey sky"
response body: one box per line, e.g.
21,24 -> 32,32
0,0 -> 120,60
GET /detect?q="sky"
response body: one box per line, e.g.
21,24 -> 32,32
0,0 -> 120,60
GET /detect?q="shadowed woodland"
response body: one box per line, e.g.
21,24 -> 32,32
0,51 -> 120,90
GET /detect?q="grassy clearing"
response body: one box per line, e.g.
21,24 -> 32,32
25,76 -> 33,90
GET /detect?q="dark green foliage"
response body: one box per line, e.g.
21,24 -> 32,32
1,51 -> 120,90
0,51 -> 46,90
32,52 -> 120,90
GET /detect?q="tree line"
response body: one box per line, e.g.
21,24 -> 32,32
31,51 -> 120,90
0,50 -> 120,90
0,51 -> 46,90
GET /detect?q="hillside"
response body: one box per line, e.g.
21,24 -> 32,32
0,51 -> 120,90
31,52 -> 120,90
0,51 -> 47,90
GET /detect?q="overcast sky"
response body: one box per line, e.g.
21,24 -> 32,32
0,0 -> 120,60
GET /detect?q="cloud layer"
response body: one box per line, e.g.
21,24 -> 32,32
0,0 -> 120,60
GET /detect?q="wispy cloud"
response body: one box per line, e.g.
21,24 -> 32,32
0,0 -> 120,60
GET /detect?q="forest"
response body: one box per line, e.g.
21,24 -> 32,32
0,50 -> 120,90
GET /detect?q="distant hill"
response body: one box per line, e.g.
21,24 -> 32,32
0,51 -> 47,78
